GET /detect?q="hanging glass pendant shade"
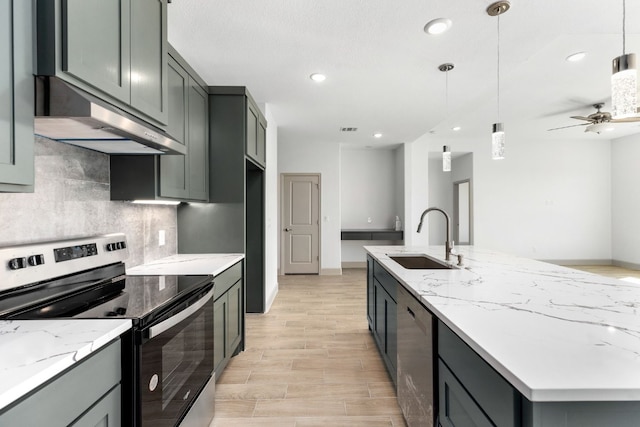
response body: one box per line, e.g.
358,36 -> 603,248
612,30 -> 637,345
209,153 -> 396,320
442,145 -> 451,171
492,123 -> 505,160
612,53 -> 637,119
611,0 -> 638,119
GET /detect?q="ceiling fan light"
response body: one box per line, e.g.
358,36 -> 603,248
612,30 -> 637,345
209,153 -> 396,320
492,123 -> 505,160
611,53 -> 638,119
442,145 -> 451,172
585,123 -> 615,134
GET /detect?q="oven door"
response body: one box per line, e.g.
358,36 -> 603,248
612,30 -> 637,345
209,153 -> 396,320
139,283 -> 214,427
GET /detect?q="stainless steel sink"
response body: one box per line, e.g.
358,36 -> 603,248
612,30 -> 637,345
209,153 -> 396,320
388,254 -> 454,269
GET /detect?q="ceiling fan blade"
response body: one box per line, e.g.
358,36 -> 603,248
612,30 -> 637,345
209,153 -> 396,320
547,123 -> 590,131
569,116 -> 593,121
610,116 -> 640,123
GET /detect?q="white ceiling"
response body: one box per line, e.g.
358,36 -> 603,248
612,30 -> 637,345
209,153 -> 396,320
167,0 -> 640,148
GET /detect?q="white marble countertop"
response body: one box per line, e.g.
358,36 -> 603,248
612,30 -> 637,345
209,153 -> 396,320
126,253 -> 244,276
0,319 -> 131,411
365,245 -> 640,402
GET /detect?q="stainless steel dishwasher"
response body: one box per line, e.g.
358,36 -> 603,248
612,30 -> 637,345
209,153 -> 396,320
397,284 -> 436,427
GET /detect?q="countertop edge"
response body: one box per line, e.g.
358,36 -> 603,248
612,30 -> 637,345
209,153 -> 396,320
0,319 -> 132,412
126,253 -> 245,276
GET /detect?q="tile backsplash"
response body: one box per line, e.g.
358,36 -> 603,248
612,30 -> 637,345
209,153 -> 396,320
0,137 -> 177,268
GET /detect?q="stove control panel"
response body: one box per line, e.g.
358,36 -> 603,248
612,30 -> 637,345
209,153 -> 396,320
0,233 -> 129,292
54,243 -> 98,263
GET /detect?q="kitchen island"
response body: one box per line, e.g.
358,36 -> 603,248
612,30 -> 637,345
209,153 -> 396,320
366,245 -> 640,426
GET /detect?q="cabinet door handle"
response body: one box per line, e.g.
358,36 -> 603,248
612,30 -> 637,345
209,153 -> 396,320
407,306 -> 415,319
284,228 -> 292,232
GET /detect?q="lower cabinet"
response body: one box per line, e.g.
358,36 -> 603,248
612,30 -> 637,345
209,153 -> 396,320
438,321 -> 520,427
439,360 -> 493,427
0,339 -> 122,426
213,261 -> 244,378
367,257 -> 397,385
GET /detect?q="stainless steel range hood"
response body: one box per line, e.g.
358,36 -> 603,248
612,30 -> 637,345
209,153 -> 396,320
34,77 -> 186,155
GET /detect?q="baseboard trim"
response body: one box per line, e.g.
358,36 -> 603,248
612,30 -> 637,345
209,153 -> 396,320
264,282 -> 279,313
613,260 -> 640,270
321,268 -> 342,276
342,262 -> 366,269
543,259 -> 613,266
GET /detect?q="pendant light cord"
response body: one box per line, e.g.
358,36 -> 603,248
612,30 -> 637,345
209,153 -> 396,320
497,14 -> 501,122
622,0 -> 626,54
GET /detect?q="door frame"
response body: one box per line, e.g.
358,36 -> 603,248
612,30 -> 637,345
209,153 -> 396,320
453,178 -> 473,245
279,173 -> 321,275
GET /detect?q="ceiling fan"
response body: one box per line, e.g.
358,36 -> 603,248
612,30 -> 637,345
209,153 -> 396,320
547,103 -> 640,134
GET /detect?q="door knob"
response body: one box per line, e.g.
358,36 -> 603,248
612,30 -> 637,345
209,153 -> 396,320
284,228 -> 292,232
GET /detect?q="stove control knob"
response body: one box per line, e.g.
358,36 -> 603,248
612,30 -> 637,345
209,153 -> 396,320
106,243 -> 116,252
28,254 -> 45,266
115,307 -> 127,315
8,257 -> 27,270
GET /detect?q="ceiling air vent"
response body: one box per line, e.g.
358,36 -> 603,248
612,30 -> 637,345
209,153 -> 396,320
340,127 -> 358,132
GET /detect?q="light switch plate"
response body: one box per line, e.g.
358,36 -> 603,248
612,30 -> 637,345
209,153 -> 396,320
159,230 -> 165,246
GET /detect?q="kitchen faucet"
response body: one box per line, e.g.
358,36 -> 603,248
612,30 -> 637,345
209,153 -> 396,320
416,207 -> 453,261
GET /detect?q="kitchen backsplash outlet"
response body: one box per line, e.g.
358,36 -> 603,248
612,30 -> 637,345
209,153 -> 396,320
0,137 -> 177,267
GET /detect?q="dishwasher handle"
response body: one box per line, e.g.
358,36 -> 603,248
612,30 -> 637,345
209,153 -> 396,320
407,306 -> 415,319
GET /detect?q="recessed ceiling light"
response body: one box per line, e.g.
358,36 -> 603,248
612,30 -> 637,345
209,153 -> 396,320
452,126 -> 461,131
566,52 -> 586,62
424,18 -> 452,35
310,73 -> 326,82
373,133 -> 382,138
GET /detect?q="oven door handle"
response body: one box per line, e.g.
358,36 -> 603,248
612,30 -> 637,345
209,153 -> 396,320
148,288 -> 214,339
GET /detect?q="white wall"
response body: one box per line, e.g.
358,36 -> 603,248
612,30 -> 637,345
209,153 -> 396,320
612,133 -> 640,267
341,148 -> 398,228
278,140 -> 342,274
262,104 -> 279,310
340,147 -> 403,263
404,139 -> 430,246
422,133 -> 612,262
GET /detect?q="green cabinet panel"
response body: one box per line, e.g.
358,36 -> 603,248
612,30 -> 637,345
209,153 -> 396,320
0,340 -> 121,426
213,261 -> 245,379
439,360 -> 493,427
130,0 -> 168,124
227,281 -> 243,355
36,0 -> 168,126
63,0 -> 130,103
369,258 -> 397,385
186,81 -> 209,201
111,46 -> 208,202
71,385 -> 121,427
0,0 -> 34,192
246,102 -> 258,163
366,256 -> 374,329
257,120 -> 266,166
213,294 -> 227,375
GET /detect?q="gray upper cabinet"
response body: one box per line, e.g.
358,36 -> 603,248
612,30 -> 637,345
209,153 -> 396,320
36,0 -> 168,125
246,99 -> 267,168
209,87 -> 267,182
0,0 -> 34,193
130,0 -> 168,124
110,45 -> 208,202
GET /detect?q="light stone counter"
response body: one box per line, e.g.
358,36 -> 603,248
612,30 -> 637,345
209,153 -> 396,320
0,319 -> 131,411
126,253 -> 244,276
365,245 -> 640,402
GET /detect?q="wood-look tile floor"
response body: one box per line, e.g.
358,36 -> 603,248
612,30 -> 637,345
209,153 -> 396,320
211,269 -> 407,427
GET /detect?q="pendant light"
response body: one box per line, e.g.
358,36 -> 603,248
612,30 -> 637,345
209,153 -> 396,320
442,145 -> 451,172
439,63 -> 454,171
611,0 -> 637,119
487,1 -> 510,160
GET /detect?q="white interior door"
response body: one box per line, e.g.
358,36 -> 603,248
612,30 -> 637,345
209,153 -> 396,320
282,174 -> 320,274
